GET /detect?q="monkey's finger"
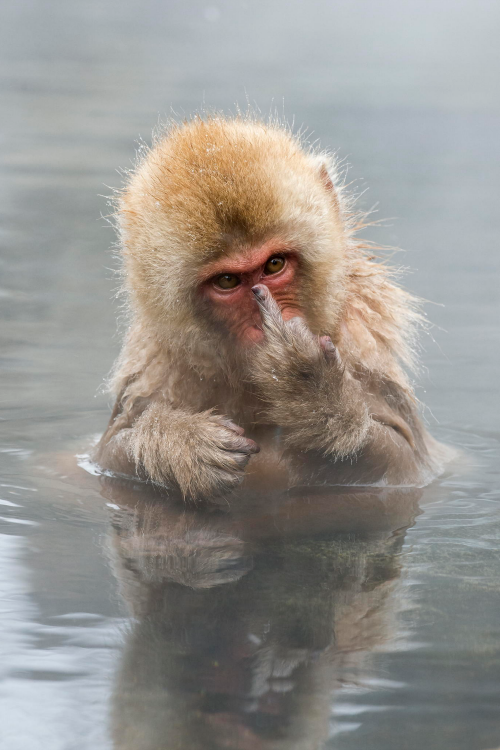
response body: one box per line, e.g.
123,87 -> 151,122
215,426 -> 260,456
229,436 -> 260,455
219,418 -> 245,436
319,335 -> 341,365
218,419 -> 260,452
251,285 -> 286,334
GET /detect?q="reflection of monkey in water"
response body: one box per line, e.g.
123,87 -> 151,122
104,478 -> 421,750
96,116 -> 451,500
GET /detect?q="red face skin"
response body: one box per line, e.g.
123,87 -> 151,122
199,241 -> 302,345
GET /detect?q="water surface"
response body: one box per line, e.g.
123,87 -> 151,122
1,1 -> 499,748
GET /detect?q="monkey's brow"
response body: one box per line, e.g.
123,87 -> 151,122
197,243 -> 293,282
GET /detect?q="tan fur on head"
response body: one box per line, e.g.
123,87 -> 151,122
113,115 -> 421,394
118,118 -> 344,336
110,114 -> 423,402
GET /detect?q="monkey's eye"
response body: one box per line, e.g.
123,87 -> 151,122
264,255 -> 285,275
215,274 -> 241,290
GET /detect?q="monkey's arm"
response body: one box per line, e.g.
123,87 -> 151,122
251,286 -> 428,484
95,400 -> 259,499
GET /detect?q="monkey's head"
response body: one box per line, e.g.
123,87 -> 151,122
118,117 -> 351,355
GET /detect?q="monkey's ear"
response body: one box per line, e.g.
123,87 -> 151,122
316,161 -> 341,217
318,163 -> 335,192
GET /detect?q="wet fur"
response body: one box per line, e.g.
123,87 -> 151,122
95,115 -> 447,498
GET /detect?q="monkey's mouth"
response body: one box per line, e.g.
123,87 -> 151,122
239,323 -> 264,345
233,304 -> 302,345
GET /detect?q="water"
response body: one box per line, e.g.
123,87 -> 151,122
1,1 -> 499,748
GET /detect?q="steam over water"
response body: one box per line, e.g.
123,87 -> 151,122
1,1 -> 499,748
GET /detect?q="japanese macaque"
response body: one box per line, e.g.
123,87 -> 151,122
95,115 -> 449,499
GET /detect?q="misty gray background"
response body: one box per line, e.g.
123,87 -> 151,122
1,0 -> 499,437
0,1 -> 499,749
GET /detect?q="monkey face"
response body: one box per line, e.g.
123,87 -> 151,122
198,239 -> 302,345
119,119 -> 348,348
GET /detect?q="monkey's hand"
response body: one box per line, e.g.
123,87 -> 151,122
251,285 -> 371,457
99,405 -> 259,501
